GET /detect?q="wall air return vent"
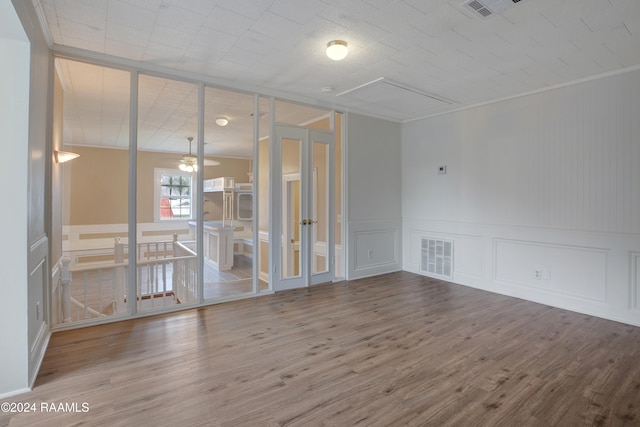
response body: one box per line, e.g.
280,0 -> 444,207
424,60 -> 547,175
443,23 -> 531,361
420,238 -> 454,280
463,0 -> 524,18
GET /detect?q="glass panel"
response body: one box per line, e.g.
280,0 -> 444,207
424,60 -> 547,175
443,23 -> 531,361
335,113 -> 343,278
137,74 -> 199,312
54,58 -> 130,325
258,97 -> 270,291
282,137 -> 302,279
313,141 -> 329,275
202,86 -> 255,300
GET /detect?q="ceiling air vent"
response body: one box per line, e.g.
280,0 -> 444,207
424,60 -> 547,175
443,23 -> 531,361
463,0 -> 523,18
336,77 -> 452,121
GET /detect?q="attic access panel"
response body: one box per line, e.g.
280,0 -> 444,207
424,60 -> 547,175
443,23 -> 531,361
336,78 -> 452,120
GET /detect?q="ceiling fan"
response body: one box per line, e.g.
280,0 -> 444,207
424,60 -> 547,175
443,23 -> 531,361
179,137 -> 220,172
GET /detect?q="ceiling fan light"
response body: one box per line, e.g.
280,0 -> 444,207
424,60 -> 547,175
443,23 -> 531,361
215,117 -> 229,127
326,40 -> 348,61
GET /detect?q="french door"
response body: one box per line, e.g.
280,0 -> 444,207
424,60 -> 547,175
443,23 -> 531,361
271,124 -> 335,291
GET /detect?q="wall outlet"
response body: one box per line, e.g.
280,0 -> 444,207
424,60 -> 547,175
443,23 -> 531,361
533,269 -> 542,280
438,165 -> 447,175
368,250 -> 373,259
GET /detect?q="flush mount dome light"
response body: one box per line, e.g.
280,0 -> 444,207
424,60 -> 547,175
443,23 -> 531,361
326,40 -> 348,60
215,117 -> 229,127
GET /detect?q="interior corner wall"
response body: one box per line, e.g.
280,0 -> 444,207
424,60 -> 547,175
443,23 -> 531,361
346,113 -> 402,280
401,69 -> 640,326
0,1 -> 31,398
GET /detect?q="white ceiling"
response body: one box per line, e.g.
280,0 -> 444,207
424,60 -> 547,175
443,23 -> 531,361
34,0 -> 640,156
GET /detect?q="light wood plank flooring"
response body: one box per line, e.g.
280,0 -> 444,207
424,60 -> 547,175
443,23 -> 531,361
3,271 -> 640,426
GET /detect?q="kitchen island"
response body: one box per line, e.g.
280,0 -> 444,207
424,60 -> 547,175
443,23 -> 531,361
188,221 -> 234,271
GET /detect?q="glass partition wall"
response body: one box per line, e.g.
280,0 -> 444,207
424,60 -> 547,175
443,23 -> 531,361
136,75 -> 200,313
55,58 -> 131,324
53,56 -> 342,327
201,87 -> 257,299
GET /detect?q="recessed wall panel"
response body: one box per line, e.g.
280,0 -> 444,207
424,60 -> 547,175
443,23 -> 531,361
495,239 -> 607,302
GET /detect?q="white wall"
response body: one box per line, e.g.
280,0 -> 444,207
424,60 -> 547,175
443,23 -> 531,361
346,113 -> 402,279
0,1 -> 31,398
402,69 -> 640,326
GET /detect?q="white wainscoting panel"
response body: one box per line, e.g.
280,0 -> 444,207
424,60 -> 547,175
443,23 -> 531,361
494,239 -> 607,302
349,220 -> 402,280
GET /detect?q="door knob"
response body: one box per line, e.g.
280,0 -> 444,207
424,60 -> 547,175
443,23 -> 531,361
300,219 -> 308,225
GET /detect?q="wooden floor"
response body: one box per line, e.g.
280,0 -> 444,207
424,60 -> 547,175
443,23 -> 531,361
3,271 -> 640,426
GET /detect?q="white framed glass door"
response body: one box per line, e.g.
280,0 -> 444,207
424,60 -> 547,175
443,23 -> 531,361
271,124 -> 335,291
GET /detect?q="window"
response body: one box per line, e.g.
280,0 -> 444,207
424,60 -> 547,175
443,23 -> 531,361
155,169 -> 193,221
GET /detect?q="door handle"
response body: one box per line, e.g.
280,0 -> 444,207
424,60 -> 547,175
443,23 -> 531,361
300,219 -> 308,225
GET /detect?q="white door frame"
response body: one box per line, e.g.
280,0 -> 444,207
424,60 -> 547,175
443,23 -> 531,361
271,124 -> 335,291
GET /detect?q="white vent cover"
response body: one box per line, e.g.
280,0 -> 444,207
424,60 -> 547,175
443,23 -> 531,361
463,0 -> 523,18
420,238 -> 454,280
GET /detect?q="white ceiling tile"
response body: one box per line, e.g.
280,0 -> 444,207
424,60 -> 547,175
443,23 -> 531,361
56,17 -> 104,43
318,0 -> 379,28
231,32 -> 275,57
156,3 -> 206,35
117,0 -> 163,12
249,11 -> 304,43
106,22 -> 150,46
148,25 -> 196,50
402,0 -> 451,15
36,0 -> 640,151
361,0 -> 400,10
58,31 -> 105,52
105,39 -> 146,60
217,0 -> 272,20
161,0 -> 216,16
269,0 -> 329,25
53,0 -> 106,30
107,0 -> 157,32
141,43 -> 188,65
202,6 -> 254,37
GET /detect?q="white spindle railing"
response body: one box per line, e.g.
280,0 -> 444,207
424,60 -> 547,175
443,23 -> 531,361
59,237 -> 198,324
172,234 -> 198,303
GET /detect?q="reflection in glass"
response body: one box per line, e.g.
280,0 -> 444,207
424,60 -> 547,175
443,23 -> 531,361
282,138 -> 302,279
313,141 -> 329,275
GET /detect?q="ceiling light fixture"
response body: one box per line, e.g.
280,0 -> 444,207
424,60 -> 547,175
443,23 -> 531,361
55,150 -> 80,163
326,40 -> 348,61
215,117 -> 229,127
